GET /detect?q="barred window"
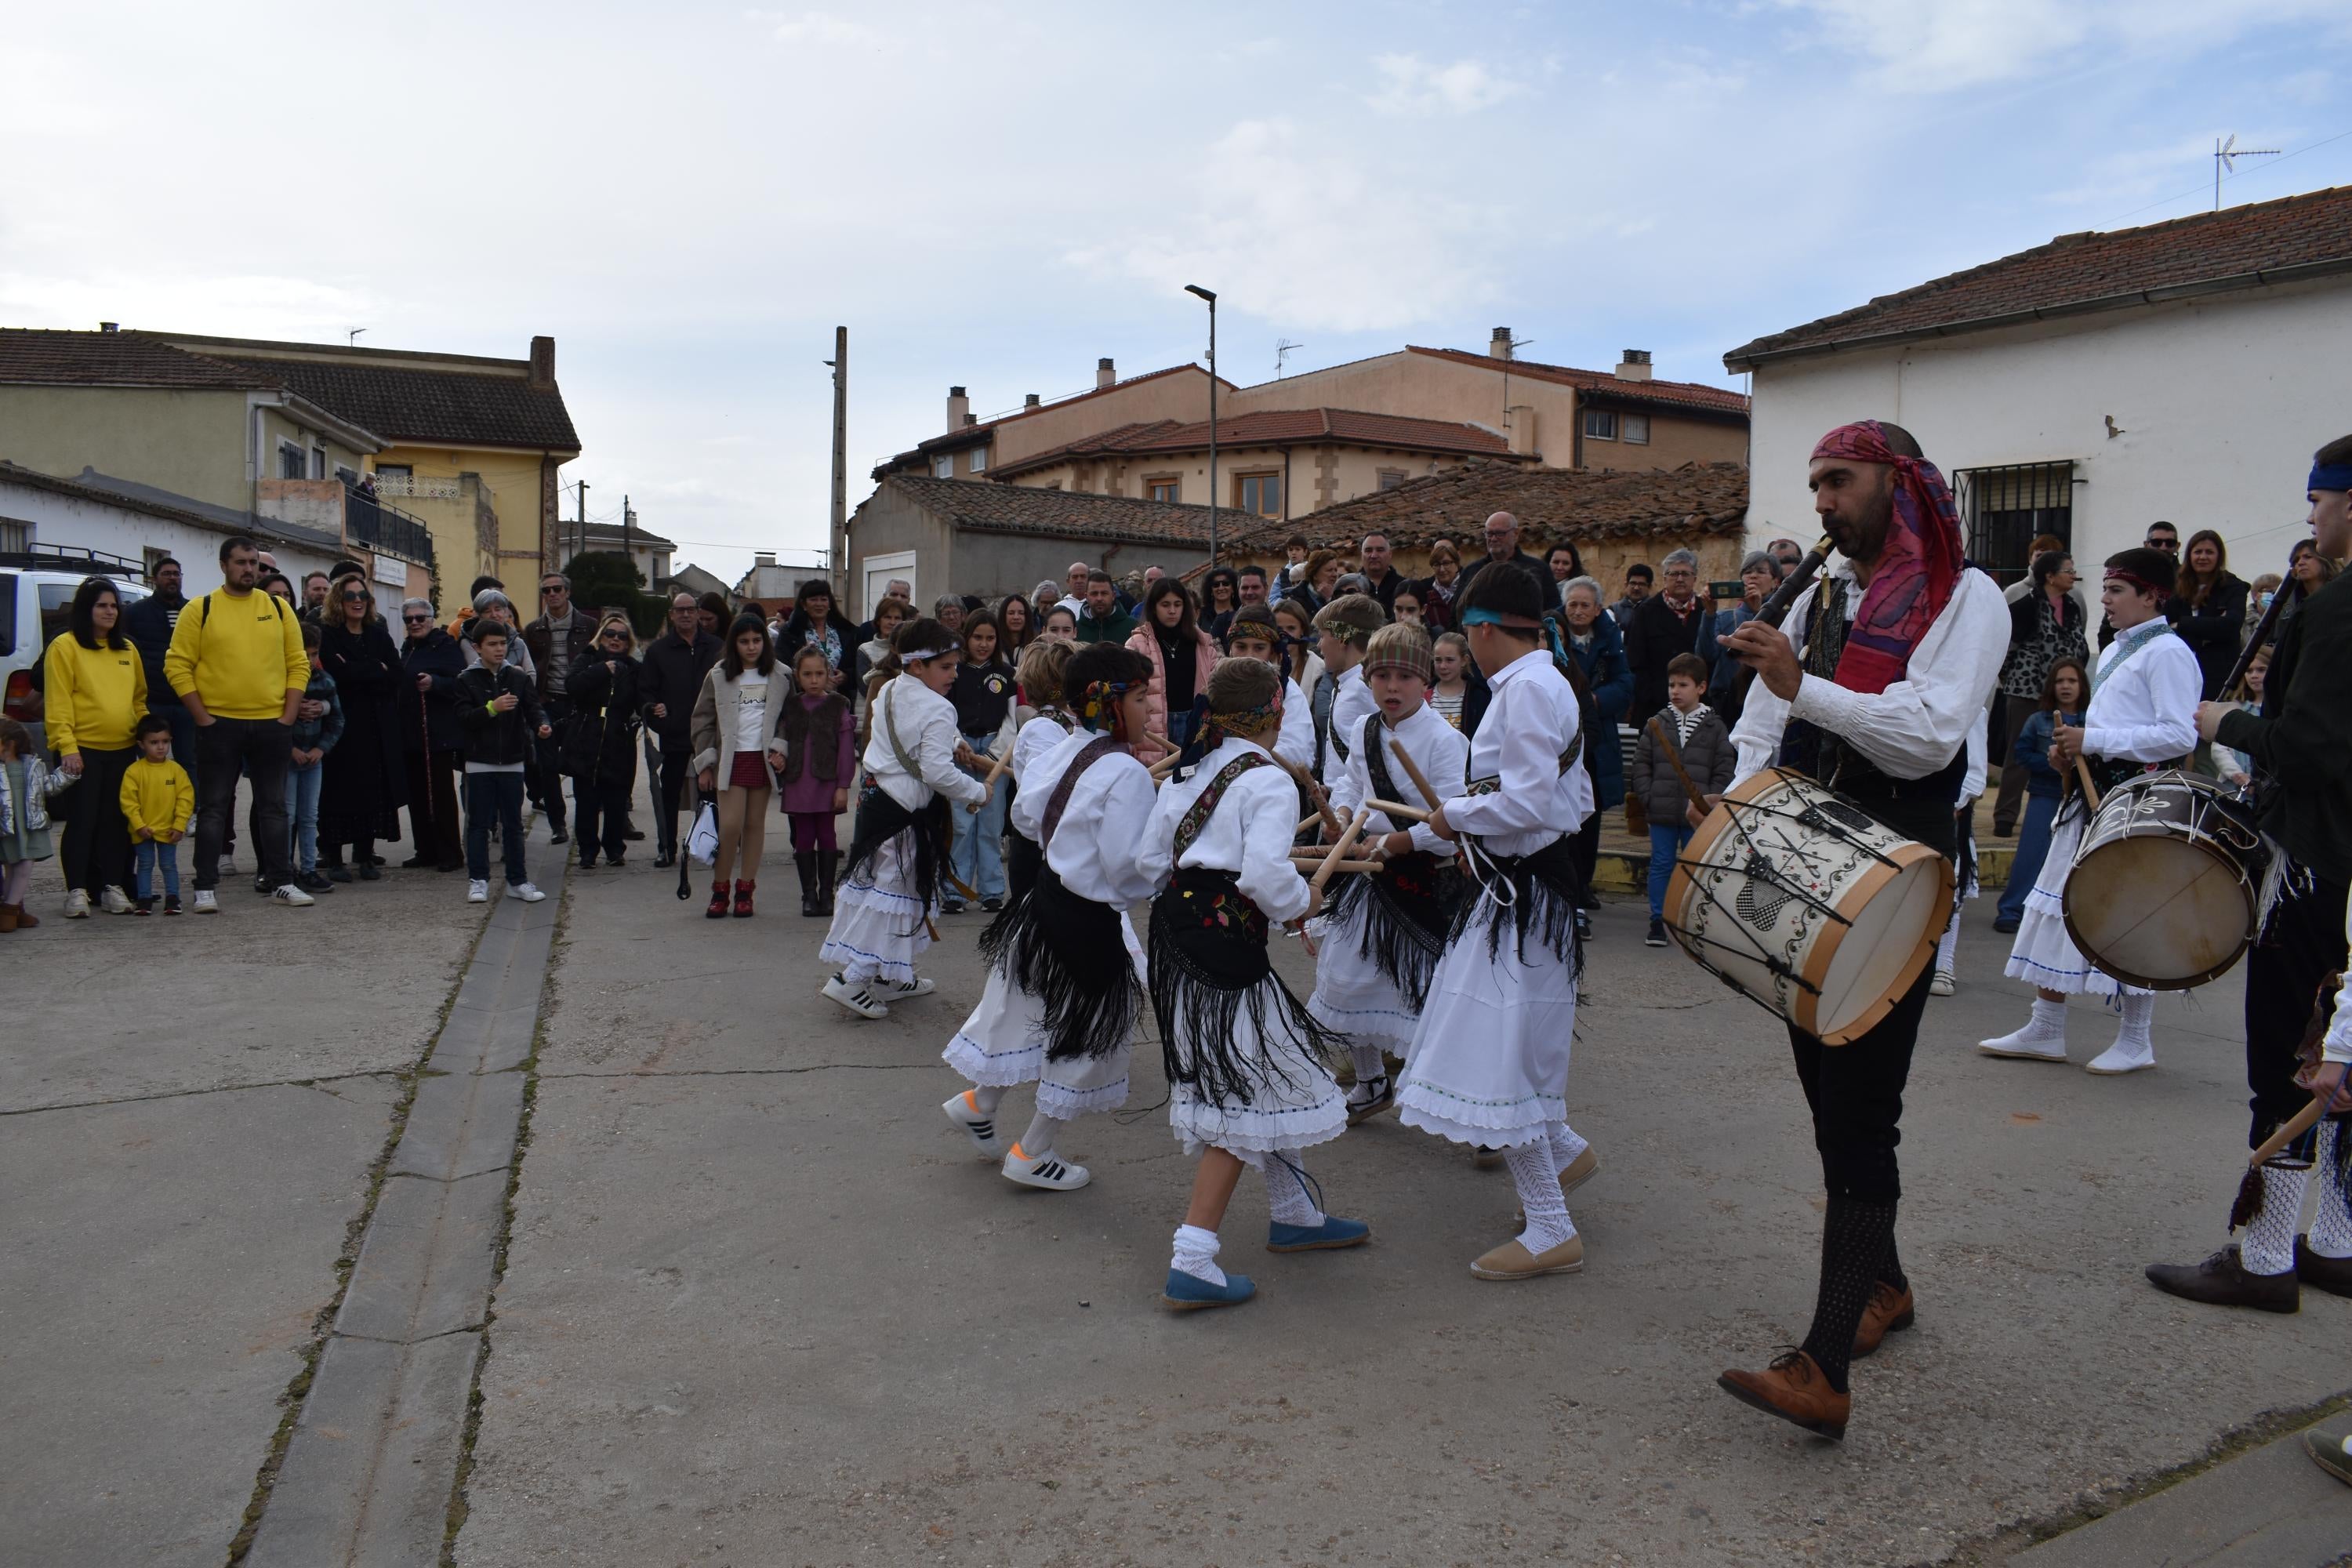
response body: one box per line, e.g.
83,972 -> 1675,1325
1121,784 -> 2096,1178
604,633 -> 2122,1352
1955,461 -> 2075,586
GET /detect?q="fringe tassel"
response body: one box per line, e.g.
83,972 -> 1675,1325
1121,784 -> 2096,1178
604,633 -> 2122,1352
1149,878 -> 1337,1110
978,870 -> 1141,1062
1453,837 -> 1585,985
840,786 -> 948,926
1322,855 -> 1459,1013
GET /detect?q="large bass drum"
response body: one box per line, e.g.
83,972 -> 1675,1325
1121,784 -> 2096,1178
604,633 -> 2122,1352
2063,771 -> 2273,990
1665,768 -> 1954,1045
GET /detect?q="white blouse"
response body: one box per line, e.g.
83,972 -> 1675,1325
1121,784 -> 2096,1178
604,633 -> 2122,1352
1008,728 -> 1161,909
863,677 -> 989,812
1325,697 -> 1468,855
1273,676 -> 1314,770
1731,563 -> 2010,787
1325,665 -> 1375,778
2080,623 -> 2202,764
1445,648 -> 1592,856
1137,736 -> 1312,924
1008,709 -> 1076,789
734,674 -> 770,750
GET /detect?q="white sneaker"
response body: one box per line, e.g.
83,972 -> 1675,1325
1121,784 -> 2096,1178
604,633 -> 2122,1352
881,974 -> 936,998
467,880 -> 490,904
822,973 -> 889,1020
271,884 -> 315,907
192,889 -> 220,913
63,888 -> 91,919
100,885 -> 133,915
1978,1019 -> 2067,1062
942,1090 -> 1009,1159
1002,1142 -> 1091,1191
1929,968 -> 1956,997
2085,1037 -> 2157,1075
506,882 -> 546,903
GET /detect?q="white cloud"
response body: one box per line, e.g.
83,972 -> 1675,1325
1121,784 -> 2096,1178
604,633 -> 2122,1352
1364,53 -> 1524,117
0,272 -> 386,343
752,9 -> 888,48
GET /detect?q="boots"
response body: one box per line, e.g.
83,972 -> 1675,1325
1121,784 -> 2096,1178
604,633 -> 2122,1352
817,850 -> 839,916
0,902 -> 19,933
706,879 -> 731,920
732,879 -> 757,918
795,851 -> 818,916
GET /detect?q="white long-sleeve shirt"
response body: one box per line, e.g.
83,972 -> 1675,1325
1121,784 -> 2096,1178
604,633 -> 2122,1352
864,676 -> 989,811
1446,648 -> 1592,857
1008,709 -> 1076,789
1137,736 -> 1312,924
2329,895 -> 2352,1066
1731,563 -> 2010,787
2080,622 -> 2201,764
1961,700 -> 1988,800
1326,698 -> 1468,855
1007,728 -> 1161,909
1324,665 -> 1374,779
1273,675 -> 1314,770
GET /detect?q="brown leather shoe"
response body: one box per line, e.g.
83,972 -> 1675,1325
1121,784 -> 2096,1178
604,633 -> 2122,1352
1852,1282 -> 1915,1357
1719,1350 -> 1849,1440
2298,1236 -> 2352,1300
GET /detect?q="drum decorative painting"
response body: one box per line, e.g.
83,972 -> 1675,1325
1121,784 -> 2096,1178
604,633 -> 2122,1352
1665,769 -> 1953,1045
2063,771 -> 2280,990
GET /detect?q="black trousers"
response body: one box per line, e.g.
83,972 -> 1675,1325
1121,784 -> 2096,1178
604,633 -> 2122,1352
572,779 -> 630,862
532,696 -> 572,828
404,747 -> 463,866
58,745 -> 136,897
1786,964 -> 1930,1203
2245,877 -> 2351,1146
195,718 -> 292,890
654,746 -> 694,857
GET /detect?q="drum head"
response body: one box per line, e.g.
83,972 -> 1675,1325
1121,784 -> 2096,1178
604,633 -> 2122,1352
1809,848 -> 1948,1044
2064,835 -> 2253,989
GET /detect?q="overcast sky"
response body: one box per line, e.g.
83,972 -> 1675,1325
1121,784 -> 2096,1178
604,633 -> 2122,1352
6,2 -> 2348,583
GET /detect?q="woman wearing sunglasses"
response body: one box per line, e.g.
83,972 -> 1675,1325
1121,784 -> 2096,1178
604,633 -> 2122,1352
561,617 -> 644,869
316,572 -> 409,883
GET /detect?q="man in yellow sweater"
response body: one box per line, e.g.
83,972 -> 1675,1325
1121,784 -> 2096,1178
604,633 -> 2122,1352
164,535 -> 313,912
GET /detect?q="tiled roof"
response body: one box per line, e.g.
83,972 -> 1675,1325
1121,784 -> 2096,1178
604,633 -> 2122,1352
866,474 -> 1234,549
1725,184 -> 2352,367
989,406 -> 1526,479
873,363 -> 1233,474
0,328 -> 280,390
1403,346 -> 1751,416
1224,460 -> 1748,553
582,520 -> 676,550
198,350 -> 581,453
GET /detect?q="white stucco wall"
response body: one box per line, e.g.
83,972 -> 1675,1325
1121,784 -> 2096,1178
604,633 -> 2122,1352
0,480 -> 337,593
1741,278 -> 2350,578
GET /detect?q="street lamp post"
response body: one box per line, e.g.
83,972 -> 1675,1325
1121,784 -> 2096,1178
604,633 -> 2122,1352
1185,284 -> 1218,572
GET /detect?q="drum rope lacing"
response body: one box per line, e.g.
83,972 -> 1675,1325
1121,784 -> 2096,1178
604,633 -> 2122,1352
1668,787 -> 1907,997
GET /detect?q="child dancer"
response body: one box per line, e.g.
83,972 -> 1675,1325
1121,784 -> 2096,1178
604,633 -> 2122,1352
1000,637 -> 1079,906
0,717 -> 55,931
1221,604 -> 1314,771
1396,563 -> 1599,1280
1139,658 -> 1367,1311
820,618 -> 989,1019
942,644 -> 1157,1191
1309,594 -> 1384,785
1308,622 -> 1468,1121
778,644 -> 855,916
121,714 -> 197,914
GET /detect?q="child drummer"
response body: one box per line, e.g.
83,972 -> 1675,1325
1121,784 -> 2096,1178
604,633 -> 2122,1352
1139,658 -> 1368,1311
1306,622 -> 1468,1122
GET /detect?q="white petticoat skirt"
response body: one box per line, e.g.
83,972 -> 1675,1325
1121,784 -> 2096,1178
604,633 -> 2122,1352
1168,981 -> 1348,1159
2003,811 -> 2145,998
942,913 -> 1145,1119
1396,914 -> 1577,1148
1303,901 -> 1421,1054
818,833 -> 931,985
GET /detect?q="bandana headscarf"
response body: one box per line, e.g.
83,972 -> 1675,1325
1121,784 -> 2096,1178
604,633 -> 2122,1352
1810,419 -> 1965,695
1076,679 -> 1136,739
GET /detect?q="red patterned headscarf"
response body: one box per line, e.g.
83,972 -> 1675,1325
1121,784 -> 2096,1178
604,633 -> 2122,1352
1810,420 -> 1965,695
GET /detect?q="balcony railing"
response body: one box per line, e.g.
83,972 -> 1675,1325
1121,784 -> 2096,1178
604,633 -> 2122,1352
370,473 -> 464,502
344,484 -> 436,565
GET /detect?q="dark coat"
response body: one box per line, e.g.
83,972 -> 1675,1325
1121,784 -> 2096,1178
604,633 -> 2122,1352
121,590 -> 189,710
2165,572 -> 2249,700
399,626 -> 467,754
1626,593 -> 1711,720
456,662 -> 545,769
562,655 -> 644,788
636,629 -> 722,750
318,617 -> 409,840
1564,612 -> 1632,809
2213,572 -> 2352,885
1455,549 -> 1548,597
1629,704 -> 1737,826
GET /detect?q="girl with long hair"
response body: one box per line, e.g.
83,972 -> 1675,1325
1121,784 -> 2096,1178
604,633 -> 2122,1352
945,608 -> 1016,912
1126,579 -> 1221,753
690,614 -> 789,917
2166,529 -> 2248,699
43,575 -> 144,916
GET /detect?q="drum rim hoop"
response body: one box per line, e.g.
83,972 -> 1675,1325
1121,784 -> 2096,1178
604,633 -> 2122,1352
1805,841 -> 1950,1044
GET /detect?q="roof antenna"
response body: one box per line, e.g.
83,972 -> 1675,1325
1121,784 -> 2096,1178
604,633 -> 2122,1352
2213,134 -> 2278,210
1276,339 -> 1306,378
348,327 -> 367,346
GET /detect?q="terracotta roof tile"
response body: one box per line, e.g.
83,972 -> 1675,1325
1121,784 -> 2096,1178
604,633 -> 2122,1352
1726,184 -> 2352,366
201,350 -> 581,453
989,406 -> 1525,480
1404,346 -> 1751,415
875,363 -> 1234,473
868,473 -> 1234,549
1221,459 -> 1748,553
0,328 -> 279,390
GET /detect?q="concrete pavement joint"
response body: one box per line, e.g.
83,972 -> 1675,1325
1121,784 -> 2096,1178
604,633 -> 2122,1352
538,1062 -> 938,1080
1,1068 -> 400,1119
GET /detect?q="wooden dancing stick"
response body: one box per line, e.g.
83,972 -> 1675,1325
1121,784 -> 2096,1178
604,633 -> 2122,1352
1646,715 -> 1715,818
1385,736 -> 1442,815
1363,797 -> 1432,824
1149,749 -> 1185,779
1311,808 -> 1370,896
1287,853 -> 1384,873
964,746 -> 1014,812
1278,753 -> 1345,840
2073,757 -> 2103,814
1295,811 -> 1327,835
2250,1094 -> 2331,1168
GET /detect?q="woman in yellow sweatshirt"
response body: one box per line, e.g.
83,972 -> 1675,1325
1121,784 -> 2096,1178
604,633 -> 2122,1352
42,577 -> 148,917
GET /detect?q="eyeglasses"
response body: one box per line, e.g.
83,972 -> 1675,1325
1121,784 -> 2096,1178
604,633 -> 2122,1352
601,633 -> 629,643
541,584 -> 567,593
402,613 -> 431,623
342,592 -> 368,602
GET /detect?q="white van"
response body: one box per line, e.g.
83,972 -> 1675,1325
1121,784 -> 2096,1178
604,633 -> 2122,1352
0,548 -> 151,753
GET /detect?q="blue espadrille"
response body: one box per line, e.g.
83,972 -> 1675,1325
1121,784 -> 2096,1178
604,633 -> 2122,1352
1162,1268 -> 1256,1310
1266,1216 -> 1370,1253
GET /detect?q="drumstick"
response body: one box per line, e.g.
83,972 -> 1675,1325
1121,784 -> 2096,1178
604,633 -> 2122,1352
1646,716 -> 1715,817
1363,797 -> 1432,824
1279,753 -> 1345,839
1387,737 -> 1443,815
964,746 -> 1014,812
1311,808 -> 1370,895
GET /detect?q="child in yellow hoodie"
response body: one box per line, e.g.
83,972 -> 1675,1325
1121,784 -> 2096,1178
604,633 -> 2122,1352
121,716 -> 197,915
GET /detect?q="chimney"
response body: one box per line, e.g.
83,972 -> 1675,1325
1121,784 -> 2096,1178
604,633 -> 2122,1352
946,386 -> 969,433
1489,327 -> 1512,361
528,335 -> 556,390
1615,349 -> 1653,382
98,321 -> 119,333
754,550 -> 776,568
964,413 -> 978,426
1097,357 -> 1116,390
1023,393 -> 1042,410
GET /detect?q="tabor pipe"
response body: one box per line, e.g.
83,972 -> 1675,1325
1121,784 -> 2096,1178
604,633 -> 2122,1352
1385,736 -> 1442,818
964,746 -> 1014,812
1734,532 -> 1835,695
1363,797 -> 1432,824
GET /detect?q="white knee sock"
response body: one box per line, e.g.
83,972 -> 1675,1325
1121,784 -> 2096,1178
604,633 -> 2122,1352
2031,997 -> 2067,1035
1505,1141 -> 1577,1254
1348,1042 -> 1386,1086
1018,1109 -> 1061,1157
2243,1163 -> 2310,1276
1265,1153 -> 1326,1228
1547,1120 -> 1590,1174
1936,913 -> 1959,974
2310,1122 -> 2352,1259
971,1083 -> 1007,1115
1171,1222 -> 1225,1286
2114,993 -> 2154,1049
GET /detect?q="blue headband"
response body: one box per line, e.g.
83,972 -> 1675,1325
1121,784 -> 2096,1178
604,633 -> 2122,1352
2311,462 -> 2352,495
1460,608 -> 1541,630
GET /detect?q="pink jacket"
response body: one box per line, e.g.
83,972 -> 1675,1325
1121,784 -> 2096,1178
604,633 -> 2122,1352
1125,624 -> 1221,746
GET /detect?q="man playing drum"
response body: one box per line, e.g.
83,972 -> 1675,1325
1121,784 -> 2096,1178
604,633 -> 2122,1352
2147,436 -> 2352,1312
1976,546 -> 2201,1073
1714,420 -> 2007,1439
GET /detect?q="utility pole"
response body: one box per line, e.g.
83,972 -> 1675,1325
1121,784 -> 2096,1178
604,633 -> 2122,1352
828,326 -> 849,594
575,481 -> 587,570
622,494 -> 633,583
1185,285 -> 1218,572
